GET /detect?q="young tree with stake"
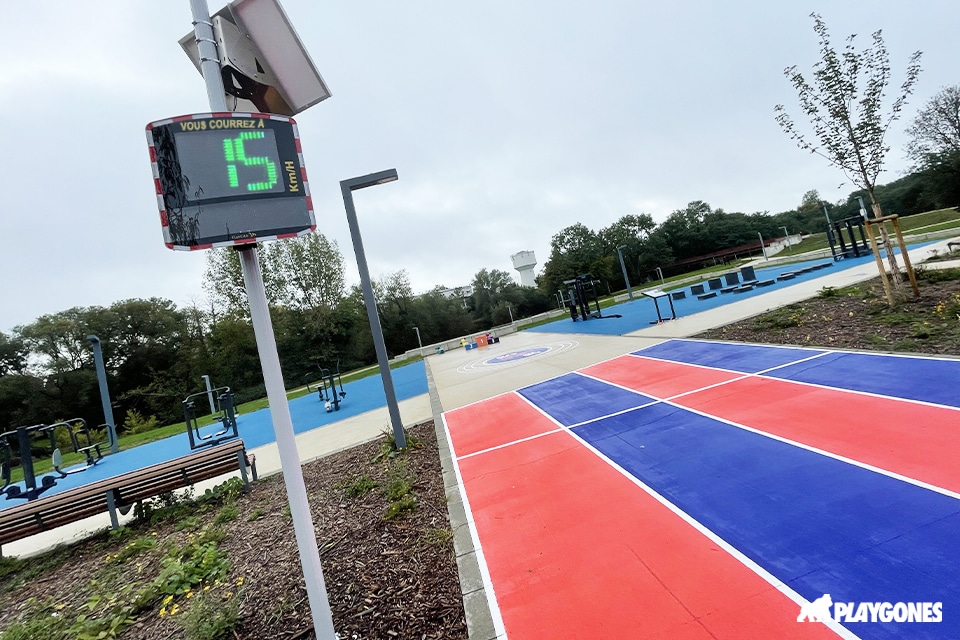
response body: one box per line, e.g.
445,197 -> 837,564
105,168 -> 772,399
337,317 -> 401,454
774,13 -> 922,298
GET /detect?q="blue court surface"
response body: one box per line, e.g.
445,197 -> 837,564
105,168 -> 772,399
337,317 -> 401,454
445,339 -> 960,639
0,361 -> 428,508
529,248 -> 921,336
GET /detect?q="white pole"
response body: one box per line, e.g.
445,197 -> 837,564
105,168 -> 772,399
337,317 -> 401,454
187,2 -> 336,637
414,326 -> 423,356
238,248 -> 336,639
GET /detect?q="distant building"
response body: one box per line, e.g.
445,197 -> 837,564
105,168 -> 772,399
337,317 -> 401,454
511,251 -> 537,287
438,285 -> 474,306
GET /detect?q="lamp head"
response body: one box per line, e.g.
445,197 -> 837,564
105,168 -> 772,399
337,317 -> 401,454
341,169 -> 399,192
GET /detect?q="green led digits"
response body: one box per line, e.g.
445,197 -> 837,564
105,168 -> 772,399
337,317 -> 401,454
222,132 -> 279,192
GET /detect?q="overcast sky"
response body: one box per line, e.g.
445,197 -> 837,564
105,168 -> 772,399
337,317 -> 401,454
1,1 -> 957,332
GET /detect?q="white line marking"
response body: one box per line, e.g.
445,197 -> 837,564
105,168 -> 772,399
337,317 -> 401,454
625,351 -> 960,412
513,394 -> 862,640
442,414 -> 509,639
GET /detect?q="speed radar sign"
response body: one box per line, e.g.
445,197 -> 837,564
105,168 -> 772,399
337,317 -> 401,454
146,112 -> 314,250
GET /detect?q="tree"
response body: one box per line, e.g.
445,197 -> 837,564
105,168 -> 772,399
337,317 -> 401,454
539,223 -> 604,294
470,268 -> 516,328
599,214 -> 657,287
368,270 -> 415,356
262,233 -> 346,311
916,149 -> 960,209
19,307 -> 101,374
775,12 -> 922,298
203,248 -> 249,317
0,331 -> 28,377
905,85 -> 960,165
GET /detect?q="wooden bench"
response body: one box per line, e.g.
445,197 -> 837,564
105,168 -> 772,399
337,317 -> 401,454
0,439 -> 256,551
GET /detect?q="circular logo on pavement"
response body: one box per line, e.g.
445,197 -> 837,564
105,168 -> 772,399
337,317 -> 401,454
485,347 -> 550,364
457,341 -> 579,373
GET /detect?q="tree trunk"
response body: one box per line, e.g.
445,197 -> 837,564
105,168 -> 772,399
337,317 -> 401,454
867,192 -> 904,293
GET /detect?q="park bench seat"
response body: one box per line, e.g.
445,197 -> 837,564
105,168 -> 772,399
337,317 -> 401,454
0,439 -> 256,550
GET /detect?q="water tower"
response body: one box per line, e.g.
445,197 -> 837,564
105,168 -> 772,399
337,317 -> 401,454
511,251 -> 538,287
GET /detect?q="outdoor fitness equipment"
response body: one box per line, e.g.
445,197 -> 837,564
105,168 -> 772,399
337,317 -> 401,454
563,274 -> 622,321
828,217 -> 870,260
0,418 -> 107,501
182,386 -> 239,450
45,418 -> 106,472
316,361 -> 347,412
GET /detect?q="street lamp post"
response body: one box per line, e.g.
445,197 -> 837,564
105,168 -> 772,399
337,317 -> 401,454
86,335 -> 119,454
824,204 -> 836,247
506,303 -> 514,323
781,226 -> 789,247
656,266 -> 665,285
758,232 -> 768,260
413,326 -> 423,356
341,169 -> 406,450
616,245 -> 633,300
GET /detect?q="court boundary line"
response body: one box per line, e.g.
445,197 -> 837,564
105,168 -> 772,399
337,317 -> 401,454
653,398 -> 960,501
511,392 -> 863,640
441,414 -> 509,640
662,337 -> 960,363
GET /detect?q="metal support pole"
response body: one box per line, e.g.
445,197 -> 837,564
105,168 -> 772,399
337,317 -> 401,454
656,266 -> 665,285
824,204 -> 836,250
189,0 -> 228,112
758,232 -> 767,260
201,374 -> 216,415
238,247 -> 337,639
616,245 -> 633,300
341,172 -> 407,450
187,2 -> 336,637
781,226 -> 789,246
86,335 -> 119,454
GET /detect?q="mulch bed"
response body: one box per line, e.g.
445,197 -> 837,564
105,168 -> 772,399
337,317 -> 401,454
0,421 -> 468,640
697,269 -> 960,355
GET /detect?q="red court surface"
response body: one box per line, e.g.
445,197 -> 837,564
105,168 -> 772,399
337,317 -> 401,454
443,345 -> 959,640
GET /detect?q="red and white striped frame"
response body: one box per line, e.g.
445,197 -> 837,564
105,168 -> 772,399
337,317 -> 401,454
145,112 -> 316,251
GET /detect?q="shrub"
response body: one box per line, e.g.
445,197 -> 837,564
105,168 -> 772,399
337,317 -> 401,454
123,409 -> 159,435
180,590 -> 241,640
